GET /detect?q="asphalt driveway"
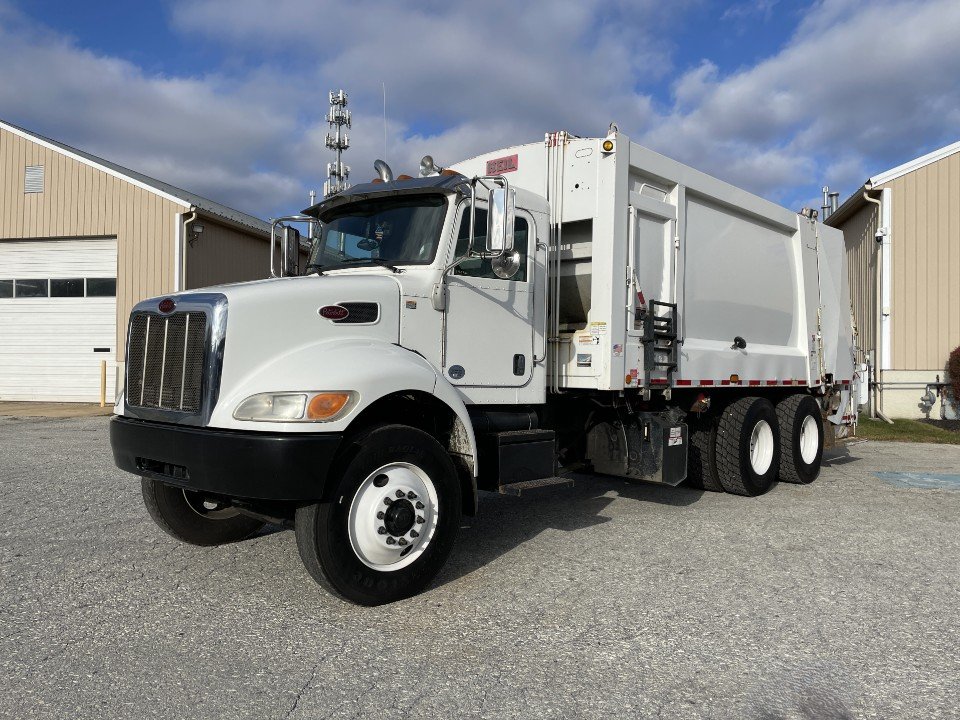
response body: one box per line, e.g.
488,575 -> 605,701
2,416 -> 958,719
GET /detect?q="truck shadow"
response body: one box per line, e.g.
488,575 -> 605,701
435,475 -> 703,589
822,448 -> 861,466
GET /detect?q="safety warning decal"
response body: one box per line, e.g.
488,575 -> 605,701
668,426 -> 683,446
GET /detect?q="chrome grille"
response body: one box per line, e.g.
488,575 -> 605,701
127,312 -> 208,413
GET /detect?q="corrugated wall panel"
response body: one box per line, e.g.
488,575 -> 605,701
185,218 -> 270,290
882,151 -> 960,370
840,202 -> 879,366
2,125 -> 272,369
0,126 -> 184,361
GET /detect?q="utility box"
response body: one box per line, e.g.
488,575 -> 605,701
586,414 -> 688,486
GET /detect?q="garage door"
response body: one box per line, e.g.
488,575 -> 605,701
0,238 -> 118,402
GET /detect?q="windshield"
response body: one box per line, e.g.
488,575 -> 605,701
307,195 -> 448,272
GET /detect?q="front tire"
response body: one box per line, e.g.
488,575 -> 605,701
714,397 -> 780,496
295,425 -> 462,605
141,478 -> 265,546
776,394 -> 824,484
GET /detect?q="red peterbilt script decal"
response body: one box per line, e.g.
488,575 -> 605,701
486,154 -> 518,175
319,305 -> 350,320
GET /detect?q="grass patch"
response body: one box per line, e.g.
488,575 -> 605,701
855,414 -> 960,445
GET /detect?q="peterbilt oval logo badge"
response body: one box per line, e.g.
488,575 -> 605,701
158,298 -> 176,314
319,304 -> 350,321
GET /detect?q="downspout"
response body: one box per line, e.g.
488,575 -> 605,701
180,209 -> 198,292
862,184 -> 893,424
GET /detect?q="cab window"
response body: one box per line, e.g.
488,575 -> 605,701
454,206 -> 529,282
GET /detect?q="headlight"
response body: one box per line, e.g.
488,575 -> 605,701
233,391 -> 357,422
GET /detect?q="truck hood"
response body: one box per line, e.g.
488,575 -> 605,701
205,274 -> 402,397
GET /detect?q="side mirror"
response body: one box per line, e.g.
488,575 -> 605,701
282,226 -> 301,277
486,186 -> 515,254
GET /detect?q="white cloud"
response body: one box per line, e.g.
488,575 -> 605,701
0,4 -> 299,212
641,0 -> 960,203
2,0 -> 959,217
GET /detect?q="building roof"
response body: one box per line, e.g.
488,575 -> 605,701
827,138 -> 960,227
1,118 -> 271,235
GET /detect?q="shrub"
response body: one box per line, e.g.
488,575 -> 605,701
949,345 -> 960,401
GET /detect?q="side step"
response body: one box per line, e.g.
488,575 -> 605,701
476,429 -> 559,493
499,476 -> 574,496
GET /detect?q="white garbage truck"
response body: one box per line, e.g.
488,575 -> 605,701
110,129 -> 858,604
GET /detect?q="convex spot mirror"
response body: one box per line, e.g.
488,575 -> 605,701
486,186 -> 516,255
492,250 -> 521,279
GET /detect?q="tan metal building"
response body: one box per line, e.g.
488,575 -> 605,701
827,140 -> 960,418
0,119 -> 273,403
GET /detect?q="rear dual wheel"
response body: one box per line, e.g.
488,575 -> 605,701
714,396 -> 781,496
776,394 -> 824,484
687,394 -> 824,496
686,416 -> 724,492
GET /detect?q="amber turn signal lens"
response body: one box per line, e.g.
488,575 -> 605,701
602,139 -> 614,152
306,392 -> 351,420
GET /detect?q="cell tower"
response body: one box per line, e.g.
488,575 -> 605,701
324,89 -> 351,196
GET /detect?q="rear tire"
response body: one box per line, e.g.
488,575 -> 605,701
295,425 -> 461,606
686,416 -> 724,492
714,397 -> 780,496
141,478 -> 265,546
776,394 -> 824,484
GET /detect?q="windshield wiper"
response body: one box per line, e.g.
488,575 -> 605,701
304,263 -> 325,276
329,257 -> 403,273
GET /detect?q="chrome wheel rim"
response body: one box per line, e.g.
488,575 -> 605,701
799,414 -> 819,465
348,462 -> 439,572
749,419 -> 775,475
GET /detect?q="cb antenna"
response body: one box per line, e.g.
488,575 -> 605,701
324,89 -> 351,196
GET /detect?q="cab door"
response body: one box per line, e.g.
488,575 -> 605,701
442,203 -> 536,388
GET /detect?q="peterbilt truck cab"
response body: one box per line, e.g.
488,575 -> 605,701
111,165 -> 556,605
112,131 -> 855,605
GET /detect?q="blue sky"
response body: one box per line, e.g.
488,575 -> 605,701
2,0 -> 959,220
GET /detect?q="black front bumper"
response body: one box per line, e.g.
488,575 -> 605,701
110,416 -> 343,501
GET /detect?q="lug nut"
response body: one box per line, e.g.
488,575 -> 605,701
386,537 -> 396,545
416,516 -> 425,524
384,498 -> 393,506
398,538 -> 408,546
377,511 -> 385,519
378,527 -> 387,535
407,491 -> 417,500
396,490 -> 405,498
415,501 -> 424,510
410,530 -> 419,538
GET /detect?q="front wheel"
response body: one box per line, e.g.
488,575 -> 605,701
141,478 -> 265,546
295,425 -> 462,605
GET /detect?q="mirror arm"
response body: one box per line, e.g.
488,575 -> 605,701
270,214 -> 315,278
467,175 -> 511,259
